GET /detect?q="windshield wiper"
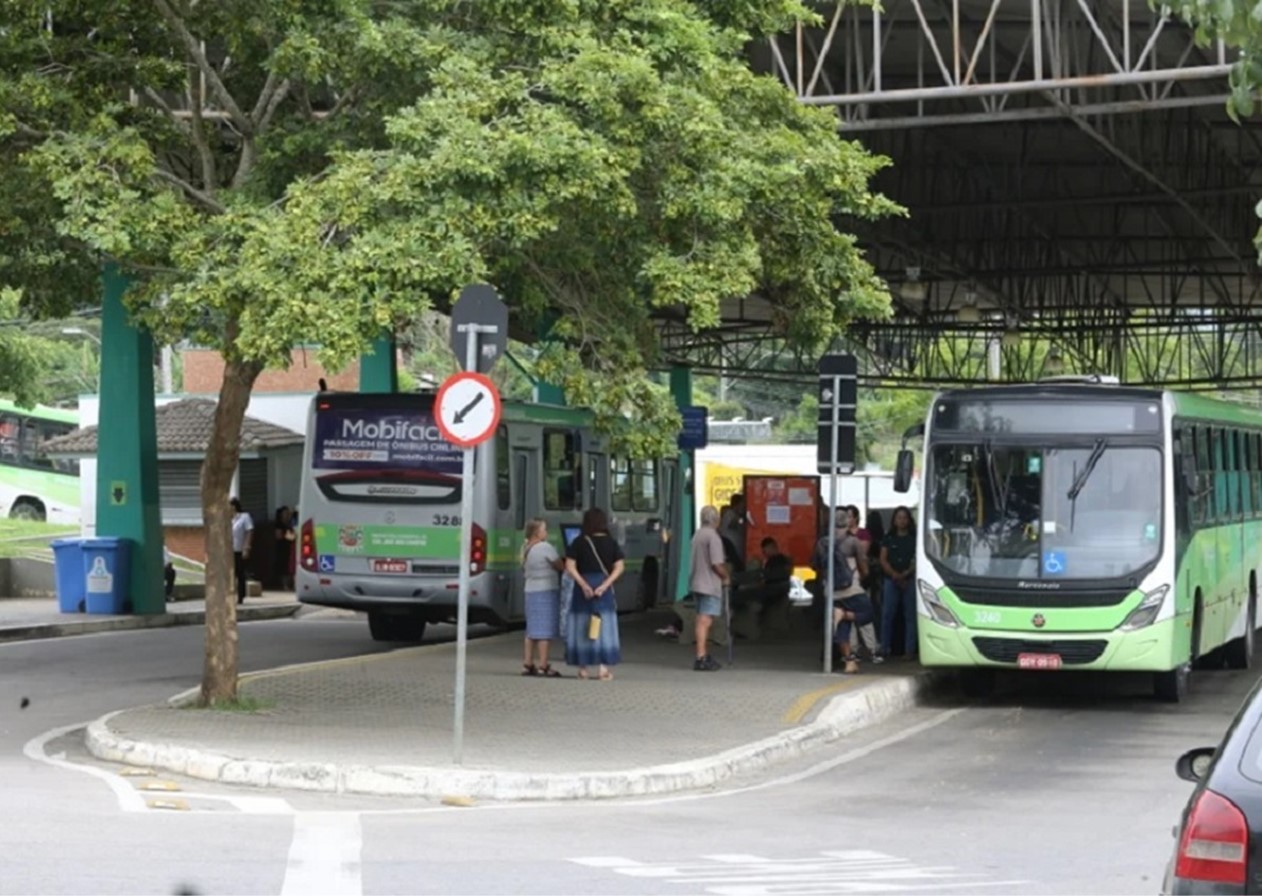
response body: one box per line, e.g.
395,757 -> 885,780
1067,438 -> 1108,501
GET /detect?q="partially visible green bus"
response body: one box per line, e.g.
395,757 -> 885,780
0,399 -> 81,523
898,379 -> 1262,702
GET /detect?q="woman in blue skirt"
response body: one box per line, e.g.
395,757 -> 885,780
521,518 -> 565,677
563,507 -> 625,680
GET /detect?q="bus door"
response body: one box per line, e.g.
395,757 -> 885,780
510,447 -> 539,619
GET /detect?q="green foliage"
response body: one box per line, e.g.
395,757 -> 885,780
0,0 -> 898,456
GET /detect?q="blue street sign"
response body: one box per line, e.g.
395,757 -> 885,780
678,406 -> 708,450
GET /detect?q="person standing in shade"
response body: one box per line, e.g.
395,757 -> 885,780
163,545 -> 176,602
564,508 -> 625,681
719,493 -> 747,565
521,517 -> 565,677
880,506 -> 918,658
689,505 -> 730,671
273,505 -> 296,591
231,497 -> 254,605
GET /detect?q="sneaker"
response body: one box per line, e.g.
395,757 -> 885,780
872,654 -> 885,664
693,655 -> 722,671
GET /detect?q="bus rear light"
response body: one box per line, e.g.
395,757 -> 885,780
918,580 -> 960,628
1175,789 -> 1248,885
300,519 -> 317,572
470,524 -> 487,575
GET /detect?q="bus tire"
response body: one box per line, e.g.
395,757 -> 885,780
1154,663 -> 1190,703
9,499 -> 45,522
1225,598 -> 1255,671
368,611 -> 427,643
959,668 -> 996,699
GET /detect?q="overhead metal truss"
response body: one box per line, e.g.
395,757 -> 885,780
664,0 -> 1262,394
759,0 -> 1234,130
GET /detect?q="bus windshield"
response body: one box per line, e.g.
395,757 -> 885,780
925,442 -> 1163,581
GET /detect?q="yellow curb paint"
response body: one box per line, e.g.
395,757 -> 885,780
782,680 -> 860,725
440,795 -> 476,807
139,781 -> 182,792
117,767 -> 156,777
146,799 -> 189,811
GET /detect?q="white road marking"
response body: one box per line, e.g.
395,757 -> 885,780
22,721 -> 148,813
567,850 -> 1027,895
280,812 -> 363,896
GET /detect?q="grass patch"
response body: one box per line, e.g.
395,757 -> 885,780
190,696 -> 276,713
0,520 -> 78,558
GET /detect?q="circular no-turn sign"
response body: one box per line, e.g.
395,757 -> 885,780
435,371 -> 502,448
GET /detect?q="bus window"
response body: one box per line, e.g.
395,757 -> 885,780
496,427 -> 510,511
611,456 -> 632,512
20,419 -> 55,470
543,429 -> 579,510
631,459 -> 658,511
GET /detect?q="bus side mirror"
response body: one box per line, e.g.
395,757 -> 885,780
894,449 -> 914,493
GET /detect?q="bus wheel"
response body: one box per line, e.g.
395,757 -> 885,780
9,500 -> 45,522
1225,599 -> 1256,671
1154,663 -> 1190,703
368,612 -> 427,643
959,668 -> 996,699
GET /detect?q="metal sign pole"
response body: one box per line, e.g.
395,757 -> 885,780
452,322 -> 496,765
824,375 -> 839,674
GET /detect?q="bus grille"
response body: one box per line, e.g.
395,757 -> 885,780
972,637 -> 1108,665
952,586 -> 1130,608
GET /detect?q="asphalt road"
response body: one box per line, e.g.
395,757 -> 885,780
3,617 -> 1255,895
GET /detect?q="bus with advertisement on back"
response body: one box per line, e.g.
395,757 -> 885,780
0,399 -> 80,523
893,377 -> 1262,702
296,391 -> 679,642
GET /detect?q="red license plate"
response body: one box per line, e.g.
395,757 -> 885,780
371,559 -> 409,574
1018,652 -> 1063,670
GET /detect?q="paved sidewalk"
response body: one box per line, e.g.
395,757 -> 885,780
0,591 -> 300,642
82,609 -> 938,802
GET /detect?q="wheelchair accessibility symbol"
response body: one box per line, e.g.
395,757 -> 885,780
318,554 -> 337,573
1043,551 -> 1067,576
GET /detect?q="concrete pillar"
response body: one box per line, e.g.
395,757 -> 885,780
95,265 -> 164,615
670,365 -> 694,604
360,334 -> 398,393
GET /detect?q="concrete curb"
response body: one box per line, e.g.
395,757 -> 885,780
84,670 -> 942,802
0,604 -> 300,644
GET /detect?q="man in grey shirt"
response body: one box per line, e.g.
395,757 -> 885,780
689,505 -> 729,671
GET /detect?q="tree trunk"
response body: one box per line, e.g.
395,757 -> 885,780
199,354 -> 264,705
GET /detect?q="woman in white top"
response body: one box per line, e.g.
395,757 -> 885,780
521,518 -> 565,677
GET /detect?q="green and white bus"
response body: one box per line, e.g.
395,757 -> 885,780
896,378 -> 1262,702
0,399 -> 80,523
296,392 -> 680,642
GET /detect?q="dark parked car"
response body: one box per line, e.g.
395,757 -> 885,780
1165,679 -> 1262,894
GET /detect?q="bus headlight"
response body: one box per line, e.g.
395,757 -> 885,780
918,579 -> 960,628
1118,586 -> 1169,632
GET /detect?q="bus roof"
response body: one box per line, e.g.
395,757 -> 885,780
933,383 -> 1164,403
1169,391 -> 1262,428
0,398 -> 78,425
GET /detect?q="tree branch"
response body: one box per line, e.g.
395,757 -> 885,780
153,167 -> 227,214
182,83 -> 218,193
151,0 -> 252,134
257,78 -> 292,132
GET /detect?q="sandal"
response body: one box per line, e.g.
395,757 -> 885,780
538,665 -> 563,678
598,669 -> 614,681
521,664 -> 537,677
577,669 -> 590,680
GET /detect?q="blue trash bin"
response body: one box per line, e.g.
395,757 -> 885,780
51,538 -> 86,614
81,537 -> 132,615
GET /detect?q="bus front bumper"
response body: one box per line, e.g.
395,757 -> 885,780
918,614 -> 1180,672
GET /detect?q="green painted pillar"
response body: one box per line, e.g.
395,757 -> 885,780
95,265 -> 164,615
671,364 -> 694,604
360,334 -> 397,393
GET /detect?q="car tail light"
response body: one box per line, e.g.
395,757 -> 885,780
1175,789 -> 1248,885
300,519 -> 317,572
470,523 -> 486,575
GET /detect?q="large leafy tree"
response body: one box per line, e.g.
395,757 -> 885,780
1,0 -> 897,702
